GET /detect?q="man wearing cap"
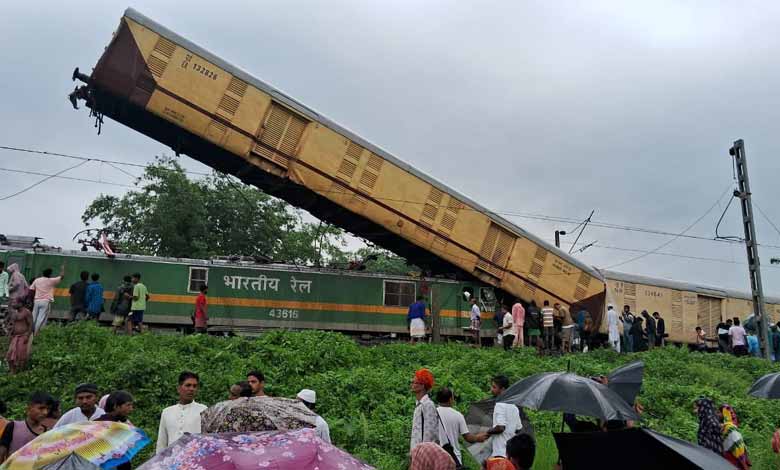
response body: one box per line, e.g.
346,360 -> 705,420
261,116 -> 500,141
410,368 -> 439,451
54,384 -> 104,428
296,389 -> 331,444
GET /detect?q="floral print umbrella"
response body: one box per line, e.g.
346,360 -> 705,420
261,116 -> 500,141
137,428 -> 374,470
200,396 -> 317,433
0,421 -> 149,470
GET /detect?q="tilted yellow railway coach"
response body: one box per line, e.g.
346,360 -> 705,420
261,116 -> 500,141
70,9 -> 605,314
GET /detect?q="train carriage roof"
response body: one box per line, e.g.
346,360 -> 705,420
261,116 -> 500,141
603,269 -> 780,305
122,8 -> 604,283
0,247 -> 465,284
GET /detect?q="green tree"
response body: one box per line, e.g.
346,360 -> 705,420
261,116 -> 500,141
82,155 -> 346,262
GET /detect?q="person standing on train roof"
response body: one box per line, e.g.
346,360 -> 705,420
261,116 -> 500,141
541,301 -> 555,353
621,305 -> 634,353
85,273 -> 104,321
247,371 -> 266,397
511,301 -> 525,348
129,272 -> 149,335
653,312 -> 666,347
607,305 -> 621,352
29,263 -> 65,335
194,284 -> 208,334
407,295 -> 427,345
68,271 -> 89,321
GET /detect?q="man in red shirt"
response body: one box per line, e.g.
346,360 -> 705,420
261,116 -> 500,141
194,285 -> 208,334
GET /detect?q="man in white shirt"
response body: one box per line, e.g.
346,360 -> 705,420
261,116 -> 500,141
296,389 -> 331,444
435,387 -> 485,466
729,317 -> 749,357
470,298 -> 482,345
477,375 -> 521,458
156,371 -> 207,454
54,383 -> 104,428
500,306 -> 514,352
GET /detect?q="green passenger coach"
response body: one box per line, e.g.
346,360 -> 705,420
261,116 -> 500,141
0,249 -> 498,338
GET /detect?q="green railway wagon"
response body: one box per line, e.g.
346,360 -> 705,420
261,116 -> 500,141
1,249 -> 499,338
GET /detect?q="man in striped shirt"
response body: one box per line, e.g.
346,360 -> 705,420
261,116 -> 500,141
541,301 -> 555,353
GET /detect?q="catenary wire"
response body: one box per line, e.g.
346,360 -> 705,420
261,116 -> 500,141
4,144 -> 780,253
602,184 -> 735,270
3,161 -> 779,273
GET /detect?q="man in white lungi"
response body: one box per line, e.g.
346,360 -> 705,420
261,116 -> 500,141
407,296 -> 428,344
607,304 -> 621,352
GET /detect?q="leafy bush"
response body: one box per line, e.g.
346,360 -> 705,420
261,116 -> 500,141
1,324 -> 779,469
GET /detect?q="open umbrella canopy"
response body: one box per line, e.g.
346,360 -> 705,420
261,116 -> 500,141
748,372 -> 780,399
498,372 -> 639,422
137,428 -> 374,470
0,421 -> 149,470
554,428 -> 734,470
200,396 -> 317,433
464,398 -> 535,462
607,361 -> 644,406
40,454 -> 101,470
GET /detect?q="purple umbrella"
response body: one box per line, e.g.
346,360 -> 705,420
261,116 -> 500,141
137,428 -> 374,470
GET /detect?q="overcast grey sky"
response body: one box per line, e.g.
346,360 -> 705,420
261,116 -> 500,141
2,0 -> 780,294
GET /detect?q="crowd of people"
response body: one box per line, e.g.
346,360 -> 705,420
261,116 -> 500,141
1,263 -> 154,374
408,368 -> 534,470
408,296 -> 780,362
0,370 -> 331,468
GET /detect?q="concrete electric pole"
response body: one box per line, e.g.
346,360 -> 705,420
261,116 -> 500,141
729,139 -> 771,360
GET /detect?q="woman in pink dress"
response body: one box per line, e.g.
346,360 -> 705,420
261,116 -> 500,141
6,299 -> 33,374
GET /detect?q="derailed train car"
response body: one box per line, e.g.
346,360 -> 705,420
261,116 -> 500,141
69,9 -> 605,320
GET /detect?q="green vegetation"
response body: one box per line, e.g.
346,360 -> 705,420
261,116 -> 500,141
2,324 -> 780,469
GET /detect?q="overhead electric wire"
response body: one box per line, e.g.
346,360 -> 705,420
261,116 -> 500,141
0,160 -> 91,201
602,184 -> 735,270
0,166 -> 135,188
755,202 -> 780,241
5,144 -> 780,254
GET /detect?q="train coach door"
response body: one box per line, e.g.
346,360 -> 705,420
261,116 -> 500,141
697,295 -> 723,338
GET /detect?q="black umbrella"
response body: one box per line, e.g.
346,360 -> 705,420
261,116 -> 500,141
499,372 -> 639,422
608,360 -> 644,405
41,453 -> 102,470
464,398 -> 535,462
748,372 -> 780,399
554,428 -> 734,470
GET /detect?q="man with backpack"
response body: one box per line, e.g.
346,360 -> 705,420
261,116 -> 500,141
436,387 -> 485,468
110,276 -> 133,334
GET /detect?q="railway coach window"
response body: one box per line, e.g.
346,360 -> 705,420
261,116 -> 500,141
383,280 -> 416,307
188,267 -> 209,293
